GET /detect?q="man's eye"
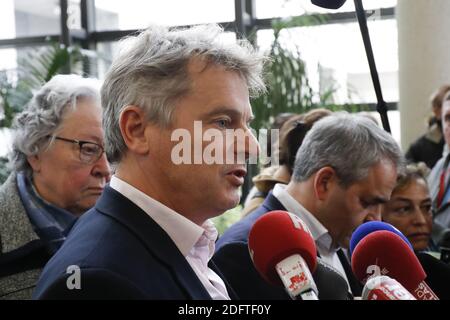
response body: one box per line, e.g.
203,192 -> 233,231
216,119 -> 229,128
361,200 -> 370,208
394,206 -> 410,214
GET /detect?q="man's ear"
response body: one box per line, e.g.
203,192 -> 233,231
313,166 -> 337,200
27,154 -> 41,173
119,105 -> 151,155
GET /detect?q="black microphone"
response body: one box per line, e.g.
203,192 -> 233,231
314,258 -> 350,300
311,0 -> 347,9
416,252 -> 450,300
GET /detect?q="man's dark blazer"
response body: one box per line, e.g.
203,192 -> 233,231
213,191 -> 362,299
33,186 -> 236,300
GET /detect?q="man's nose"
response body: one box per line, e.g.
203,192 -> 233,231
364,204 -> 382,222
234,128 -> 260,164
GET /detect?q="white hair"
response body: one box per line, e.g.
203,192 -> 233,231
101,24 -> 267,163
11,74 -> 101,175
292,112 -> 405,187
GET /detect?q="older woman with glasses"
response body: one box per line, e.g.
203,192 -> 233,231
0,74 -> 110,299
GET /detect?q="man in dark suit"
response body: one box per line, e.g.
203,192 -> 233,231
33,24 -> 266,299
213,113 -> 405,299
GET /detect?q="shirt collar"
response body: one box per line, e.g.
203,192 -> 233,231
272,183 -> 338,252
109,176 -> 217,256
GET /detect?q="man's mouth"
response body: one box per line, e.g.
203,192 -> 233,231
225,168 -> 247,186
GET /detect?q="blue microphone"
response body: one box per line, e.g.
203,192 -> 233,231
350,221 -> 413,256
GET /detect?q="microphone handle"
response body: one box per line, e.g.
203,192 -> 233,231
300,290 -> 319,300
275,254 -> 318,300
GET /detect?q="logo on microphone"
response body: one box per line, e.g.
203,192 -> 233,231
365,264 -> 389,289
287,213 -> 312,236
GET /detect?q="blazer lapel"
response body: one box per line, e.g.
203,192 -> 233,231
209,260 -> 238,299
337,249 -> 362,297
95,186 -> 212,300
261,191 -> 286,212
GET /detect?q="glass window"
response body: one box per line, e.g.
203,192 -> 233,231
68,0 -> 81,30
1,45 -> 52,156
368,110 -> 401,144
96,32 -> 237,79
255,0 -> 397,19
257,18 -> 398,104
0,128 -> 12,157
95,0 -> 235,31
0,45 -> 50,72
0,0 -> 64,39
96,41 -> 120,80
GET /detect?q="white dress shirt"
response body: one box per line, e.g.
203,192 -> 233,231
109,176 -> 230,300
272,183 -> 351,291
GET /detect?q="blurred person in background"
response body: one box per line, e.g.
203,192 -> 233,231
428,90 -> 450,228
241,108 -> 331,216
406,85 -> 450,169
383,162 -> 450,300
0,74 -> 110,299
382,162 -> 441,252
214,113 -> 404,299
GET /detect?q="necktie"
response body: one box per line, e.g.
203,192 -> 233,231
437,166 -> 450,208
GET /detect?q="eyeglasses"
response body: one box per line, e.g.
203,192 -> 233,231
50,136 -> 105,164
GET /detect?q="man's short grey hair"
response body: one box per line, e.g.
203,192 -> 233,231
102,24 -> 267,163
10,74 -> 101,175
292,112 -> 405,187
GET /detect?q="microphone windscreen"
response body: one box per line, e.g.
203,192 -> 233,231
349,221 -> 413,256
351,230 -> 426,293
311,0 -> 347,9
248,210 -> 317,286
314,258 -> 349,300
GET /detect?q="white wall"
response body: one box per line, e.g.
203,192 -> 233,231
397,0 -> 450,151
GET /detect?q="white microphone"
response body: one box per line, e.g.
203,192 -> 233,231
362,276 -> 416,300
275,254 -> 318,300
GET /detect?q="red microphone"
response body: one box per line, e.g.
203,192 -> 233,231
248,210 -> 318,300
362,276 -> 416,300
352,230 -> 439,300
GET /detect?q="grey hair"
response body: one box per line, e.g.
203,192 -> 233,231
292,112 -> 405,187
10,74 -> 101,175
101,24 -> 267,163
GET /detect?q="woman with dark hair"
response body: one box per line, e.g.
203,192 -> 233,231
382,162 -> 439,252
241,108 -> 331,217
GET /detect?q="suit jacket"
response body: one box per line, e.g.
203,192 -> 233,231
33,186 -> 236,300
0,173 -> 49,300
213,192 -> 362,299
405,123 -> 444,170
